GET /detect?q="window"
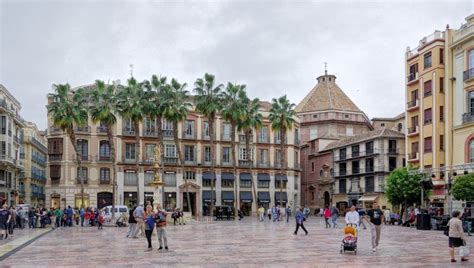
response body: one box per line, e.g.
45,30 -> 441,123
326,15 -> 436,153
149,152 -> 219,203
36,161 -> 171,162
275,180 -> 287,189
365,158 -> 374,172
440,48 -> 444,64
184,171 -> 196,180
424,108 -> 432,125
365,177 -> 374,192
144,117 -> 156,132
424,80 -> 432,97
239,148 -> 253,161
222,147 -> 231,163
470,50 -> 474,69
162,119 -> 173,130
99,168 -> 110,183
240,179 -> 251,188
440,106 -> 444,121
339,179 -> 347,193
389,157 -> 397,171
204,146 -> 211,162
319,170 -> 324,177
144,171 -> 154,185
469,92 -> 474,115
411,142 -> 419,154
185,120 -> 194,137
184,145 -> 195,162
125,143 -> 136,160
0,116 -> 5,134
50,165 -> 61,179
440,77 -> 444,93
340,148 -> 346,160
0,141 -> 5,155
76,167 -> 88,180
99,141 -> 110,157
145,144 -> 155,160
259,126 -> 269,142
411,89 -> 419,101
203,121 -> 210,137
258,180 -> 269,188
311,162 -> 315,172
258,149 -> 268,164
275,149 -> 281,166
424,137 -> 432,153
124,171 -> 137,186
123,118 -> 134,132
312,114 -> 318,119
223,123 -> 231,140
310,128 -> 318,140
440,135 -> 445,151
203,179 -> 212,187
424,52 -> 432,69
397,123 -> 403,132
346,126 -> 353,136
351,145 -> 359,157
164,172 -> 176,187
339,162 -> 347,176
352,161 -> 359,174
409,64 -> 418,80
380,123 -> 385,127
48,138 -> 63,154
164,144 -> 175,158
77,139 -> 88,156
470,139 -> 474,163
389,140 -> 397,153
222,179 -> 234,188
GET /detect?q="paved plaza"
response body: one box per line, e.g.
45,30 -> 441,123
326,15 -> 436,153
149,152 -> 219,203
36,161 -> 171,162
0,217 -> 473,267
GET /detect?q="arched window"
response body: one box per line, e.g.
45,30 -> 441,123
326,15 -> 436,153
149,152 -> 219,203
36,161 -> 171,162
76,139 -> 88,157
319,170 -> 324,177
100,168 -> 110,184
469,49 -> 474,70
469,91 -> 474,115
397,123 -> 403,132
470,139 -> 474,163
99,141 -> 110,157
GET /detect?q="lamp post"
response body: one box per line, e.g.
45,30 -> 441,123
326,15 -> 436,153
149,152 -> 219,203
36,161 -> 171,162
148,145 -> 164,210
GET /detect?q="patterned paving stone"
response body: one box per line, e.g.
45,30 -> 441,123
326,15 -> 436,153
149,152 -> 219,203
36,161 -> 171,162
1,217 -> 473,267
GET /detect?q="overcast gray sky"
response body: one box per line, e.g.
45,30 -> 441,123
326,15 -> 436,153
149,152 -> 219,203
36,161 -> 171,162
1,0 -> 472,130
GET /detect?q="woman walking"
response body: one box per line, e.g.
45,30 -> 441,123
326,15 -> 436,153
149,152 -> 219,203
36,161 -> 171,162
144,205 -> 155,251
323,206 -> 331,228
293,207 -> 308,235
448,210 -> 468,263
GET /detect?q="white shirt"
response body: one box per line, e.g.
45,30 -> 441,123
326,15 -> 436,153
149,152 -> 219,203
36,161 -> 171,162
345,211 -> 360,225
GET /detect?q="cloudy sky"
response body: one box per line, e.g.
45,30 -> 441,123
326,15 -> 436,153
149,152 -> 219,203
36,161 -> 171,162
1,0 -> 472,130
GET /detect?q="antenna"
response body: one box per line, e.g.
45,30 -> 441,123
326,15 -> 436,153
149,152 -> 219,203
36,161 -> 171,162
324,62 -> 328,75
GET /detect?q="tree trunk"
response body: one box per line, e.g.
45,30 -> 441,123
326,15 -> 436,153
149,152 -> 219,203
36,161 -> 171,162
69,130 -> 83,208
157,117 -> 163,207
107,124 -> 117,220
174,121 -> 192,215
209,116 -> 215,220
231,122 -> 238,218
134,121 -> 141,205
246,128 -> 258,219
279,127 -> 285,207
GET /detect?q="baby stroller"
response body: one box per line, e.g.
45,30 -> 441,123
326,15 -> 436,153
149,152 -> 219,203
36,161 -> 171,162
340,223 -> 357,254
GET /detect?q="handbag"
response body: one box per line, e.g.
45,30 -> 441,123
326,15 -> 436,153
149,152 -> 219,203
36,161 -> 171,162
444,225 -> 449,236
460,243 -> 470,258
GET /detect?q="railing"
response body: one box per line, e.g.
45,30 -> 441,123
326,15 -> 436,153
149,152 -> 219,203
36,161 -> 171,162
76,178 -> 88,184
334,149 -> 384,161
294,163 -> 300,169
96,155 -> 111,162
257,162 -> 269,168
388,148 -> 398,154
164,157 -> 178,164
334,166 -> 388,177
462,112 -> 474,124
97,126 -> 108,133
49,127 -> 62,134
0,154 -> 15,163
221,134 -> 232,141
463,68 -> 474,81
183,131 -> 196,139
141,158 -> 154,165
221,161 -> 233,167
124,177 -> 138,186
257,136 -> 270,143
51,178 -> 60,184
239,135 -> 252,143
407,126 -> 419,134
72,154 -> 92,162
122,128 -> 135,136
407,72 -> 418,83
203,161 -> 212,166
32,137 -> 48,152
75,126 -> 91,133
123,158 -> 136,164
13,136 -> 20,144
409,152 -> 419,160
239,160 -> 251,167
184,160 -> 197,165
351,151 -> 360,157
162,130 -> 174,138
294,138 -> 300,146
407,99 -> 419,109
274,137 -> 287,144
48,154 -> 62,161
99,178 -> 111,185
143,129 -> 159,137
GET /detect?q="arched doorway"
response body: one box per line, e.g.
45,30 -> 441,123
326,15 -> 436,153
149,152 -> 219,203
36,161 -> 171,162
97,192 -> 113,209
323,191 -> 330,207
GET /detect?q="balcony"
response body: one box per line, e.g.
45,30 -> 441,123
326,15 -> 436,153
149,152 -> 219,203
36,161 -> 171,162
221,161 -> 233,167
72,154 -> 92,162
76,178 -> 88,184
96,126 -> 108,134
164,157 -> 178,164
463,68 -> 474,81
424,119 -> 432,125
388,148 -> 398,155
407,99 -> 419,111
221,134 -> 232,141
203,161 -> 212,166
49,127 -> 62,134
162,130 -> 174,139
32,138 -> 48,153
51,178 -> 60,185
294,138 -> 300,146
143,128 -> 159,137
184,160 -> 197,166
13,136 -> 20,144
408,152 -> 419,162
99,178 -> 111,185
462,112 -> 474,124
96,155 -> 111,162
257,136 -> 270,143
48,154 -> 62,161
122,128 -> 136,136
75,126 -> 91,133
239,135 -> 252,143
0,154 -> 15,164
407,72 -> 419,84
407,126 -> 419,136
183,131 -> 196,139
334,166 -> 388,177
239,160 -> 251,168
274,137 -> 287,145
334,149 -> 383,161
123,158 -> 136,164
257,162 -> 269,168
141,158 -> 154,165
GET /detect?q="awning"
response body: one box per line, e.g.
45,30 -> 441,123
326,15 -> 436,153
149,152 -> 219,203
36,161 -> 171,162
275,174 -> 288,182
274,192 -> 288,202
221,172 -> 234,181
240,191 -> 253,202
221,191 -> 234,202
358,195 -> 378,202
257,173 -> 271,182
239,172 -> 252,181
257,191 -> 270,203
202,191 -> 216,202
202,172 -> 215,180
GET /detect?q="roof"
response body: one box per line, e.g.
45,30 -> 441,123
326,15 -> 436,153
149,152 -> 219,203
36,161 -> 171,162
372,112 -> 405,121
322,128 -> 405,151
295,74 -> 362,114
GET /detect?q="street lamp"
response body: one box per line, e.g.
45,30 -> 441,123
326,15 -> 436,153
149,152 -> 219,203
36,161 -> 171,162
148,145 -> 164,211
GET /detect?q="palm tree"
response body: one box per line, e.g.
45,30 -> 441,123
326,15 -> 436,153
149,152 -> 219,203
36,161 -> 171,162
194,73 -> 223,220
47,84 -> 88,207
238,96 -> 262,218
221,83 -> 247,216
116,77 -> 145,205
269,95 -> 296,207
160,78 -> 192,214
89,80 -> 118,219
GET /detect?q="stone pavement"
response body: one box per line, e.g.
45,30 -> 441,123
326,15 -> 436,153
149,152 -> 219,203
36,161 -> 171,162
1,216 -> 473,267
0,227 -> 52,261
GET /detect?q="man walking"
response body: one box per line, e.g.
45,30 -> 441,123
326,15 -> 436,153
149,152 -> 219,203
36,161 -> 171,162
293,207 -> 308,235
0,204 -> 11,240
366,203 -> 384,252
156,203 -> 169,251
330,204 -> 339,228
286,206 -> 292,223
272,205 -> 278,222
134,204 -> 145,237
258,205 -> 265,222
66,206 -> 73,227
127,204 -> 137,238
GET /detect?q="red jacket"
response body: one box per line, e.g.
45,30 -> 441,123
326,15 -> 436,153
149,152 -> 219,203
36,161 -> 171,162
324,208 -> 331,219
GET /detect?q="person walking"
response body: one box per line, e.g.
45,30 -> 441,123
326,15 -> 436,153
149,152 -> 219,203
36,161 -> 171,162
345,205 -> 360,229
330,205 -> 339,228
258,205 -> 265,222
286,206 -> 292,223
144,204 -> 155,252
66,206 -> 73,227
293,207 -> 308,235
323,206 -> 331,228
156,203 -> 169,251
383,208 -> 391,225
8,207 -> 15,236
97,209 -> 104,230
271,205 -> 278,222
80,207 -> 85,227
366,203 -> 384,252
0,204 -> 11,240
448,210 -> 468,262
358,207 -> 367,229
461,208 -> 472,236
267,208 -> 271,221
127,204 -> 137,238
134,204 -> 145,237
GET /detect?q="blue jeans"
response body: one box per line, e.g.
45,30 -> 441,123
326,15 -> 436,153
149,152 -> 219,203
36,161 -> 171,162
331,216 -> 338,227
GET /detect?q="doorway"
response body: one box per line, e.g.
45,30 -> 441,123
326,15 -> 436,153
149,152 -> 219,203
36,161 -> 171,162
324,191 -> 330,207
51,196 -> 60,208
183,192 -> 196,215
97,192 -> 113,209
240,202 -> 252,216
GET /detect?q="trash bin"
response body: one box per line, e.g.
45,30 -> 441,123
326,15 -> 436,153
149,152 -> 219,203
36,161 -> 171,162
416,213 -> 431,230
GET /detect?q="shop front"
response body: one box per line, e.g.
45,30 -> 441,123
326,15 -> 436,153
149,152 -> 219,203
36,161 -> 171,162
202,190 -> 216,216
221,191 -> 234,207
124,192 -> 137,207
257,191 -> 270,209
240,191 -> 253,216
274,191 -> 288,207
74,194 -> 89,209
164,192 -> 176,211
